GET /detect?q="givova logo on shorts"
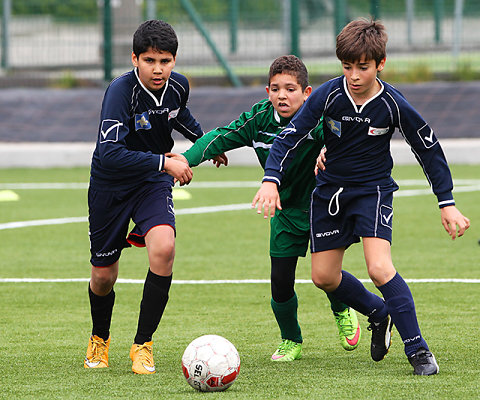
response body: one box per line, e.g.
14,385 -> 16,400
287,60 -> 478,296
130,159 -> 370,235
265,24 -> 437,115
315,229 -> 340,238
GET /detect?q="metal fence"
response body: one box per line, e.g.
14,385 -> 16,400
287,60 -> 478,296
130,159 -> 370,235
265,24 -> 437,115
1,0 -> 479,88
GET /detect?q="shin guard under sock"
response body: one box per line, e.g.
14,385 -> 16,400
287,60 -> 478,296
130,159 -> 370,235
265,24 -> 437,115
271,293 -> 302,343
89,284 -> 115,341
331,270 -> 388,321
377,273 -> 428,356
134,270 -> 172,345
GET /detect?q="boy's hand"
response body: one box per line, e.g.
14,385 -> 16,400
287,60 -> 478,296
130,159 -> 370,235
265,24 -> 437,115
440,205 -> 470,240
164,156 -> 193,186
315,147 -> 327,175
211,153 -> 228,168
251,181 -> 282,219
165,152 -> 189,165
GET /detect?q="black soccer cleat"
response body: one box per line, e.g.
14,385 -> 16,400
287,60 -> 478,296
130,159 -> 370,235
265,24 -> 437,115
408,348 -> 439,376
367,315 -> 393,361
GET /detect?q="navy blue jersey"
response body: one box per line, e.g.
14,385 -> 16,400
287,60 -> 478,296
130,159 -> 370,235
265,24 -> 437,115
264,76 -> 454,207
90,69 -> 203,191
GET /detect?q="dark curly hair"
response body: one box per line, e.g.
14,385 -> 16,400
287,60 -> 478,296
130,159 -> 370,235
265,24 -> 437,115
133,20 -> 178,57
268,55 -> 309,90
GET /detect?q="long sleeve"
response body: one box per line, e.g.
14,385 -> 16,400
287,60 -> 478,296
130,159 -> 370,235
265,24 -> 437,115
183,102 -> 266,167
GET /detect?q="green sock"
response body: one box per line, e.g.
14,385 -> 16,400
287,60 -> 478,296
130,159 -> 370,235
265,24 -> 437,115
271,293 -> 302,343
326,291 -> 348,313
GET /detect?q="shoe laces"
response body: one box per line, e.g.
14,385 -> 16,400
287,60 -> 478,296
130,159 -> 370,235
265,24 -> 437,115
89,337 -> 106,361
276,339 -> 297,355
335,309 -> 355,336
411,349 -> 432,364
134,343 -> 154,365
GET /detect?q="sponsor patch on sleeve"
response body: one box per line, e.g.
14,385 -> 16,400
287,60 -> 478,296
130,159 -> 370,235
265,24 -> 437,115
417,124 -> 437,148
168,108 -> 179,120
100,119 -> 122,143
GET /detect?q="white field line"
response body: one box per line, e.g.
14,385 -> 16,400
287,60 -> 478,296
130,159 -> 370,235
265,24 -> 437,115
0,216 -> 88,230
0,204 -> 253,230
1,180 -> 479,231
0,278 -> 479,284
1,179 -> 480,190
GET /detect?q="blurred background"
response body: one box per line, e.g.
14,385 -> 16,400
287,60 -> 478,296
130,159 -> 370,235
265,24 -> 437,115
0,0 -> 479,167
1,0 -> 479,87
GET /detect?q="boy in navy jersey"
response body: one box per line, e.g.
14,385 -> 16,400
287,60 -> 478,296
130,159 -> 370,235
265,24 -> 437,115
172,55 -> 360,362
253,19 -> 470,375
84,20 -> 223,374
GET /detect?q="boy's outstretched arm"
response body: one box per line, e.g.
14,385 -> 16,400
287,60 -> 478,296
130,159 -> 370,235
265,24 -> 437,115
251,181 -> 282,219
440,205 -> 470,240
166,152 -> 228,168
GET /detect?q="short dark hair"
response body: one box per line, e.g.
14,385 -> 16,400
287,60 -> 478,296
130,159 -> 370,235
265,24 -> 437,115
133,20 -> 178,57
268,55 -> 309,90
336,18 -> 387,66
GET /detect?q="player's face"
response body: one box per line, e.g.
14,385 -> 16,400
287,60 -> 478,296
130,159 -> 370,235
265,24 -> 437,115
132,48 -> 176,92
342,57 -> 385,104
266,73 -> 312,119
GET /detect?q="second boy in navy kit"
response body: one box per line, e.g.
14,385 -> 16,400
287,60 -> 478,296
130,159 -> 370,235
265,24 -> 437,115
253,18 -> 470,376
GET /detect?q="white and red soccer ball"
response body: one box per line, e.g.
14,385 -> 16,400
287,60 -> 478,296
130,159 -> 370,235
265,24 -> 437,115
182,334 -> 240,392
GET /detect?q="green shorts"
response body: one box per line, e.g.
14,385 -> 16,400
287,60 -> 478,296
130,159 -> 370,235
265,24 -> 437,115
269,208 -> 310,258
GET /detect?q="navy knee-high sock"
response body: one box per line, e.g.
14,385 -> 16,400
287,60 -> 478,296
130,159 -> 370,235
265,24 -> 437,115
89,284 -> 115,341
331,270 -> 388,322
134,270 -> 172,345
377,272 -> 428,356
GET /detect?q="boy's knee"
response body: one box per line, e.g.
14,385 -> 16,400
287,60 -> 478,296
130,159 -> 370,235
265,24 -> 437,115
311,270 -> 337,291
367,261 -> 396,286
90,266 -> 117,294
146,226 -> 175,261
151,240 -> 175,261
148,240 -> 175,275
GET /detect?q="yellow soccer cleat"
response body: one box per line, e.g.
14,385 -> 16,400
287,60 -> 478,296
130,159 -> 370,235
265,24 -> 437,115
84,335 -> 110,368
130,341 -> 156,374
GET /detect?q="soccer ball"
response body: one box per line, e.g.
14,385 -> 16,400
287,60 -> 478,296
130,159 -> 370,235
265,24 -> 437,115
181,334 -> 240,392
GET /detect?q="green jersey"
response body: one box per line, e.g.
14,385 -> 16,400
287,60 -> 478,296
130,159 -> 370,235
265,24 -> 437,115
183,99 -> 324,210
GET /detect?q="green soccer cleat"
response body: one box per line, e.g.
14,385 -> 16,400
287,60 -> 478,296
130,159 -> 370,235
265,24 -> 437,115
334,307 -> 361,351
271,339 -> 302,362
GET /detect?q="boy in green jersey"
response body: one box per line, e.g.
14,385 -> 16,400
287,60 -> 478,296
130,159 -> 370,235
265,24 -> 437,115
174,56 -> 361,361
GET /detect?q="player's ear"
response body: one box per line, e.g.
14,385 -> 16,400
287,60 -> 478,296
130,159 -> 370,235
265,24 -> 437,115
377,57 -> 386,72
303,85 -> 313,100
132,52 -> 138,67
265,85 -> 270,96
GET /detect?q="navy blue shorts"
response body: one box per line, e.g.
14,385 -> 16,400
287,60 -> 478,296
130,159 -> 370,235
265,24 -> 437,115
309,182 -> 398,253
88,182 -> 175,267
